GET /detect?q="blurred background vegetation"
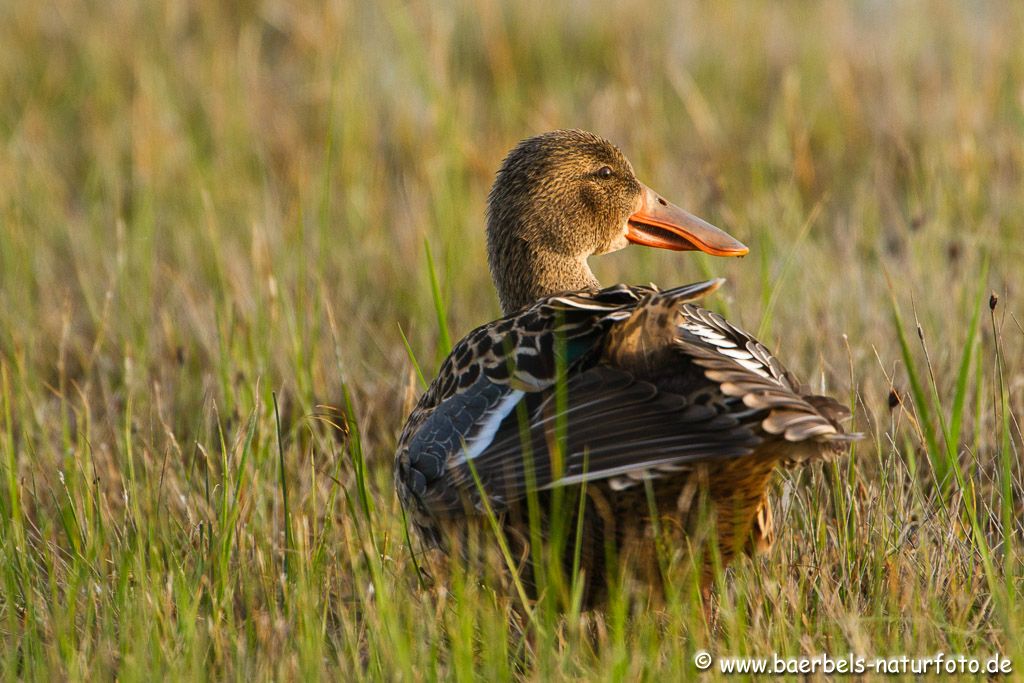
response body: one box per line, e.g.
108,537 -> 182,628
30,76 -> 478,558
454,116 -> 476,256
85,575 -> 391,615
1,0 -> 1022,679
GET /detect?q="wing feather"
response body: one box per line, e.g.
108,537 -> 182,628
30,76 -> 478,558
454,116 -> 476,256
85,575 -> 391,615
396,278 -> 859,535
424,365 -> 761,513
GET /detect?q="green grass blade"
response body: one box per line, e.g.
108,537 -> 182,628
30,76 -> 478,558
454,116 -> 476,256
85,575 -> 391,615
424,239 -> 452,358
948,259 -> 988,451
398,323 -> 429,391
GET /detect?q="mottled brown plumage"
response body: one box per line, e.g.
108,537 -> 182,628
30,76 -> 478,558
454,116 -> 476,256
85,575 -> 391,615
395,129 -> 856,606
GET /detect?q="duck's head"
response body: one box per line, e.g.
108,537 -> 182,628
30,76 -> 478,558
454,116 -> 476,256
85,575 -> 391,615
486,129 -> 748,314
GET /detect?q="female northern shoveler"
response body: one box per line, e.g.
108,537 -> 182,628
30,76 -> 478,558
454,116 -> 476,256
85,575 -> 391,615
395,129 -> 855,605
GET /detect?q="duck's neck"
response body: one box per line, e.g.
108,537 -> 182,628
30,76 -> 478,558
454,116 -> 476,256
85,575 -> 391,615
489,237 -> 599,315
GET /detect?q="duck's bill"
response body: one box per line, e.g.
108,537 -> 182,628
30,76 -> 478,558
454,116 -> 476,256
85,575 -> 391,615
626,184 -> 748,256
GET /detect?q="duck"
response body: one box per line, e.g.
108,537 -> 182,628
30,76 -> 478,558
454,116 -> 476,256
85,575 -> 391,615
395,129 -> 855,607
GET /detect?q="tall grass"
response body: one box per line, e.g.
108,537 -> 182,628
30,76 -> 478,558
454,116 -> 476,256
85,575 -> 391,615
1,0 -> 1022,678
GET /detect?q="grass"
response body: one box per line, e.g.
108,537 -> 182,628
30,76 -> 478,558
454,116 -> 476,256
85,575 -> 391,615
1,0 -> 1023,679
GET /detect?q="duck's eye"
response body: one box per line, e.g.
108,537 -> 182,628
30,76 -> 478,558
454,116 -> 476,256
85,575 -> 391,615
596,166 -> 613,179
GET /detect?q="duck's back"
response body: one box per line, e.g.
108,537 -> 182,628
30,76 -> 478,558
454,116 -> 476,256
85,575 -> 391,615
395,278 -> 854,597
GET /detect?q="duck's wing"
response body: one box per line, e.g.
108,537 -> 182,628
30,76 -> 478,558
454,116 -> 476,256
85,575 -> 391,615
398,280 -> 859,535
451,296 -> 860,512
412,363 -> 763,515
396,280 -> 757,526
